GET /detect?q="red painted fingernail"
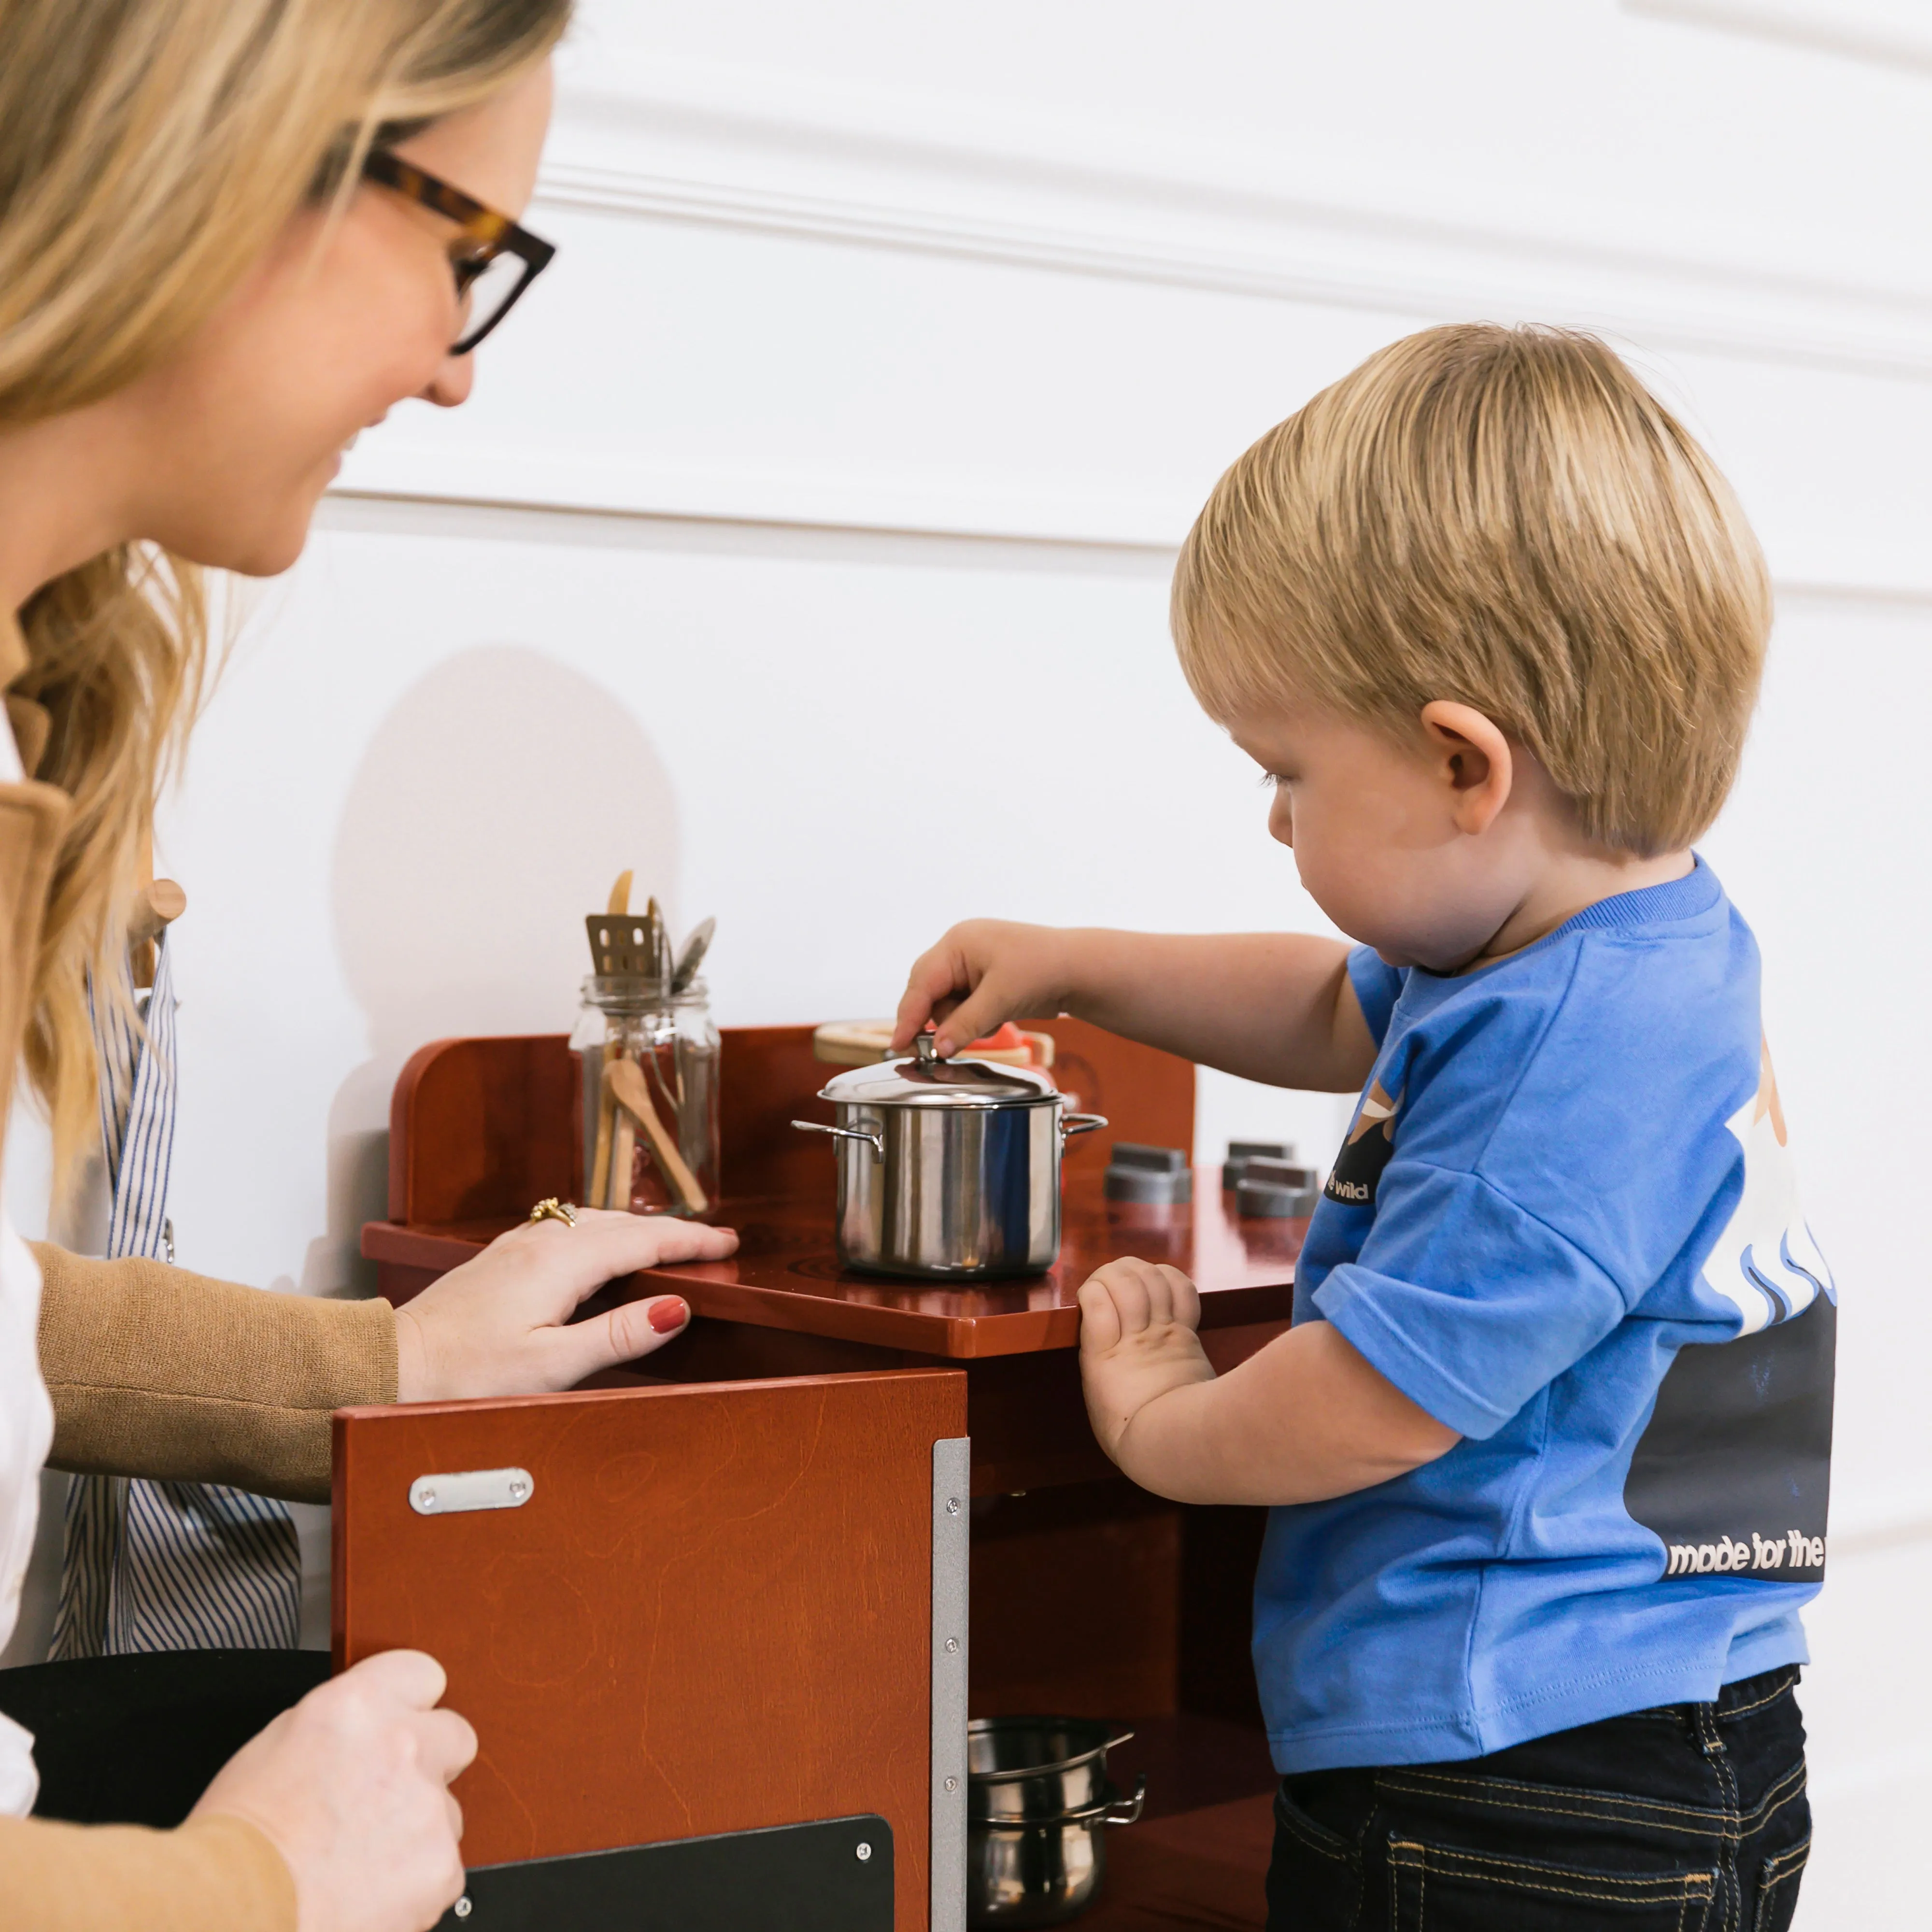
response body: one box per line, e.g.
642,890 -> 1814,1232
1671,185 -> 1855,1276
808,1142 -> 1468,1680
648,1297 -> 689,1334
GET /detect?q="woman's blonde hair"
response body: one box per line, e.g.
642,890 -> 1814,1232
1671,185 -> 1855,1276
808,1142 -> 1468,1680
1172,324 -> 1772,856
0,0 -> 570,1179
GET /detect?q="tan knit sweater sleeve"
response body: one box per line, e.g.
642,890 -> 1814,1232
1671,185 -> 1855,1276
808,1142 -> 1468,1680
35,1246 -> 398,1505
0,1813 -> 295,1931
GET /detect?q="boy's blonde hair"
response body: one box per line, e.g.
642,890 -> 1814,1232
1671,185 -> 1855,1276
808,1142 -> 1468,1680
1172,324 -> 1771,855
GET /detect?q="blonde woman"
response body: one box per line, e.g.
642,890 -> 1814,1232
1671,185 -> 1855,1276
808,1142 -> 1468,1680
0,2 -> 737,1926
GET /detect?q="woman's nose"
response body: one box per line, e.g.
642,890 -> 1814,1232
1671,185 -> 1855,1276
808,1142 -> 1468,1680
421,352 -> 475,408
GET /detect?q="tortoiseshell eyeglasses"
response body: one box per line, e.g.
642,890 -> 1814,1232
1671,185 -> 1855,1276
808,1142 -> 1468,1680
361,149 -> 556,355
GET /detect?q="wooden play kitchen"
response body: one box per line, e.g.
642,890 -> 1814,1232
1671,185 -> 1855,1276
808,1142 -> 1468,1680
349,1016 -> 1306,1930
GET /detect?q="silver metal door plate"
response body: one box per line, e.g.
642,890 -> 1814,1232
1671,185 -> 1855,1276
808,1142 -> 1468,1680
410,1467 -> 536,1516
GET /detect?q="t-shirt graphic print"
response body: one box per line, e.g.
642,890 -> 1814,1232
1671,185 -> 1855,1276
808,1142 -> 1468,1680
1323,1078 -> 1400,1206
1250,859 -> 1833,1776
1623,1038 -> 1835,1585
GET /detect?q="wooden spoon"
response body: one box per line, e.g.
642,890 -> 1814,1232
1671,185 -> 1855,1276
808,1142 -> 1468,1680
606,1099 -> 636,1211
607,1055 -> 708,1214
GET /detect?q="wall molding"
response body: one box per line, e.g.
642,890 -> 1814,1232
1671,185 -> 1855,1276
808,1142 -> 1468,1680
332,443 -> 1192,551
320,483 -> 1932,611
537,47 -> 1932,384
1624,0 -> 1932,76
333,43 -> 1932,584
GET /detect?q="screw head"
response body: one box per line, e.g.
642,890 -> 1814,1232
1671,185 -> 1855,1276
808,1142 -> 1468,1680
945,1496 -> 962,1516
945,1776 -> 959,1793
944,1637 -> 959,1654
856,1842 -> 873,1862
454,1898 -> 472,1920
419,1489 -> 437,1509
508,1480 -> 527,1501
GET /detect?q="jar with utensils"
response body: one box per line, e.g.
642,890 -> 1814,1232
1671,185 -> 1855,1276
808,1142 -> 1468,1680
571,893 -> 721,1217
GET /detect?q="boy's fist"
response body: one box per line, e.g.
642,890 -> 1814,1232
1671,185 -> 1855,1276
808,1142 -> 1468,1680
1078,1258 -> 1215,1465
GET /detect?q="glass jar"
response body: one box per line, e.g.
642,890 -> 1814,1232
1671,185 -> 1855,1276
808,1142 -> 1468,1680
570,974 -> 722,1217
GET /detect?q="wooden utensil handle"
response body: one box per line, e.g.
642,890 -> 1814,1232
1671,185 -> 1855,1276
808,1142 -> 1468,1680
630,1087 -> 707,1216
588,1040 -> 620,1207
607,1056 -> 708,1214
606,1105 -> 636,1212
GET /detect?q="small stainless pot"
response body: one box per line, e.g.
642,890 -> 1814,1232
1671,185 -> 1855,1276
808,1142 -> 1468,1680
792,1037 -> 1105,1279
966,1717 -> 1146,1928
967,1718 -> 1135,1821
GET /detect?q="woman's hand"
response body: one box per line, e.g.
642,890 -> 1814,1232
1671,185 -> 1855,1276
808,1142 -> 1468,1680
192,1650 -> 474,1932
393,1208 -> 737,1403
892,919 -> 1079,1057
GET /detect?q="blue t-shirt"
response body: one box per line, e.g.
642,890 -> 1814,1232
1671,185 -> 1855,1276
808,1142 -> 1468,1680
1255,858 -> 1836,1774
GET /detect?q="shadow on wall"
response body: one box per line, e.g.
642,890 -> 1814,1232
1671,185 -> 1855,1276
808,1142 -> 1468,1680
309,643 -> 680,1290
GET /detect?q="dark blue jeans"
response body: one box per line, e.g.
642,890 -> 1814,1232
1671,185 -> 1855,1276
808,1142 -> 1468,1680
1266,1667 -> 1809,1932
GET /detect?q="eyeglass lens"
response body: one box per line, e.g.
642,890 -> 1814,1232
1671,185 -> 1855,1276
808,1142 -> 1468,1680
453,251 -> 528,350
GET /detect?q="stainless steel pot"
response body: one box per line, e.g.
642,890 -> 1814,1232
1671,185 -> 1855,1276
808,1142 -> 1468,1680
791,1036 -> 1105,1279
966,1718 -> 1146,1928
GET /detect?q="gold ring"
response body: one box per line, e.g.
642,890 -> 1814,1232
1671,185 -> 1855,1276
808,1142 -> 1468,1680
527,1197 -> 577,1227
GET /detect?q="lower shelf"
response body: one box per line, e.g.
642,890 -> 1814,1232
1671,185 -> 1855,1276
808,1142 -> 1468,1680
1106,1713 -> 1278,1825
1083,1790 -> 1275,1931
1017,1712 -> 1277,1932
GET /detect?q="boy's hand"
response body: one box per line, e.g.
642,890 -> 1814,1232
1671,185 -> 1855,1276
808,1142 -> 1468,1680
1078,1258 -> 1216,1467
893,920 -> 1077,1057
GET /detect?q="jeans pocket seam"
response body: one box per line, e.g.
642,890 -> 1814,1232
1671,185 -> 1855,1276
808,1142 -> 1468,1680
1387,1835 -> 1717,1905
1752,1833 -> 1811,1932
1738,1761 -> 1807,1835
1378,1769 -> 1727,1837
1759,1833 -> 1811,1887
1274,1787 -> 1363,1868
1719,1670 -> 1801,1722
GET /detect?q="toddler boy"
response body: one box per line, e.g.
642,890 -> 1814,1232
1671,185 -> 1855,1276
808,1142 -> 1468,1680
895,325 -> 1829,1932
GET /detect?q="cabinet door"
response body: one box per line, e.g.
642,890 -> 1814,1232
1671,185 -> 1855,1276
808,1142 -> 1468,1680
334,1368 -> 968,1931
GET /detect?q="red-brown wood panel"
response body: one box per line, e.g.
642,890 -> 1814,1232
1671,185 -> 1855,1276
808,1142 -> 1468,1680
1027,1015 -> 1194,1173
970,1484 -> 1182,1720
381,1019 -> 1196,1228
719,1025 -> 840,1196
333,1369 -> 966,1930
387,1034 -> 578,1224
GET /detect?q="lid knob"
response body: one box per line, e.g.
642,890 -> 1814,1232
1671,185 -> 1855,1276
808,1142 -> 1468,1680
913,1031 -> 938,1065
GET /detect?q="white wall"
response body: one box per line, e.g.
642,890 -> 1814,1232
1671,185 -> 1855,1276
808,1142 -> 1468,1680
12,5 -> 1930,1918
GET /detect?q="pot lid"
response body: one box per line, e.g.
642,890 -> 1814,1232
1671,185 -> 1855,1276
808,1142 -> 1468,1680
819,1032 -> 1058,1108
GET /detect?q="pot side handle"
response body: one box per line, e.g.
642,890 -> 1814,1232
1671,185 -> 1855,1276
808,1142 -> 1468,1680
1102,1776 -> 1148,1829
1059,1112 -> 1108,1143
790,1119 -> 884,1161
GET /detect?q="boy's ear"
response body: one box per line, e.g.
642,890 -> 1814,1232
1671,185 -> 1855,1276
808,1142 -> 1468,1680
1419,701 -> 1513,835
